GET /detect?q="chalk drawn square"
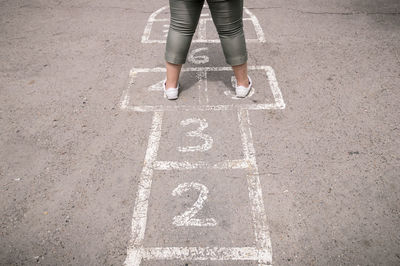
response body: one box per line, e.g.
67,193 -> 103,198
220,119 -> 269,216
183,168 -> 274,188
122,71 -> 200,108
144,169 -> 255,247
120,66 -> 285,112
205,68 -> 275,106
156,110 -> 244,164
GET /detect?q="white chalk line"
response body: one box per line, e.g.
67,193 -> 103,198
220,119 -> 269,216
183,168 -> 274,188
120,89 -> 130,110
153,159 -> 249,170
125,103 -> 283,112
120,65 -> 285,112
204,70 -> 209,103
126,247 -> 271,262
198,19 -> 207,41
124,111 -> 164,266
238,108 -> 272,264
142,6 -> 266,43
141,6 -> 168,43
119,72 -> 136,109
243,7 -> 266,43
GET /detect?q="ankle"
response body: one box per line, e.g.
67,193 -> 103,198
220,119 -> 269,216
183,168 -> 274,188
165,79 -> 178,89
237,77 -> 250,87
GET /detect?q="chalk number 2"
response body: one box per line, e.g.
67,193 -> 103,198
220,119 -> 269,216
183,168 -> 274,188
172,182 -> 217,227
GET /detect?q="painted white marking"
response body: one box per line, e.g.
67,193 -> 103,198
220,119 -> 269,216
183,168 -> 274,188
237,108 -> 272,264
243,7 -> 266,43
177,118 -> 213,152
153,18 -> 169,22
198,19 -> 207,41
124,111 -> 163,266
188,47 -> 209,64
265,67 -> 285,109
142,6 -> 169,43
153,159 -> 249,170
124,103 -> 283,112
189,70 -> 207,104
119,71 -> 137,109
163,24 -> 169,37
142,246 -> 267,260
172,182 -> 217,227
120,89 -> 130,109
200,13 -> 209,17
204,70 -> 209,103
126,246 -> 270,263
147,79 -> 165,91
195,71 -> 207,104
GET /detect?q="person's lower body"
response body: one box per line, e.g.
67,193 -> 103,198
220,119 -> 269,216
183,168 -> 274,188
164,0 -> 250,99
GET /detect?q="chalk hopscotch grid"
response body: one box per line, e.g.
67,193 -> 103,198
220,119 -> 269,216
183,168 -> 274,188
124,109 -> 272,266
142,6 -> 266,44
120,65 -> 285,112
122,4 -> 283,265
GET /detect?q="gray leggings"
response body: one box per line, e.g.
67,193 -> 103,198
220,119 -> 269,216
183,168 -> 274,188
165,0 -> 247,66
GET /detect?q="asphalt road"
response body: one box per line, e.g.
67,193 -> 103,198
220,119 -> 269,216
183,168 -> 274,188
1,0 -> 400,265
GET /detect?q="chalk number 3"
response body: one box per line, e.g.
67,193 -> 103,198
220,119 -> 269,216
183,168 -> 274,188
177,118 -> 213,153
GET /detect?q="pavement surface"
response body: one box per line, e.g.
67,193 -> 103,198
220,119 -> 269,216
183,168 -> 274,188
1,0 -> 400,265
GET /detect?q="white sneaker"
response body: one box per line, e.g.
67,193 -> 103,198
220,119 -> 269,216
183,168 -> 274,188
235,75 -> 252,98
163,79 -> 179,100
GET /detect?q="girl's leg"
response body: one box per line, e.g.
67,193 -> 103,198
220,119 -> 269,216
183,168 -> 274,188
232,62 -> 249,87
165,0 -> 205,89
166,62 -> 182,89
207,0 -> 249,87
